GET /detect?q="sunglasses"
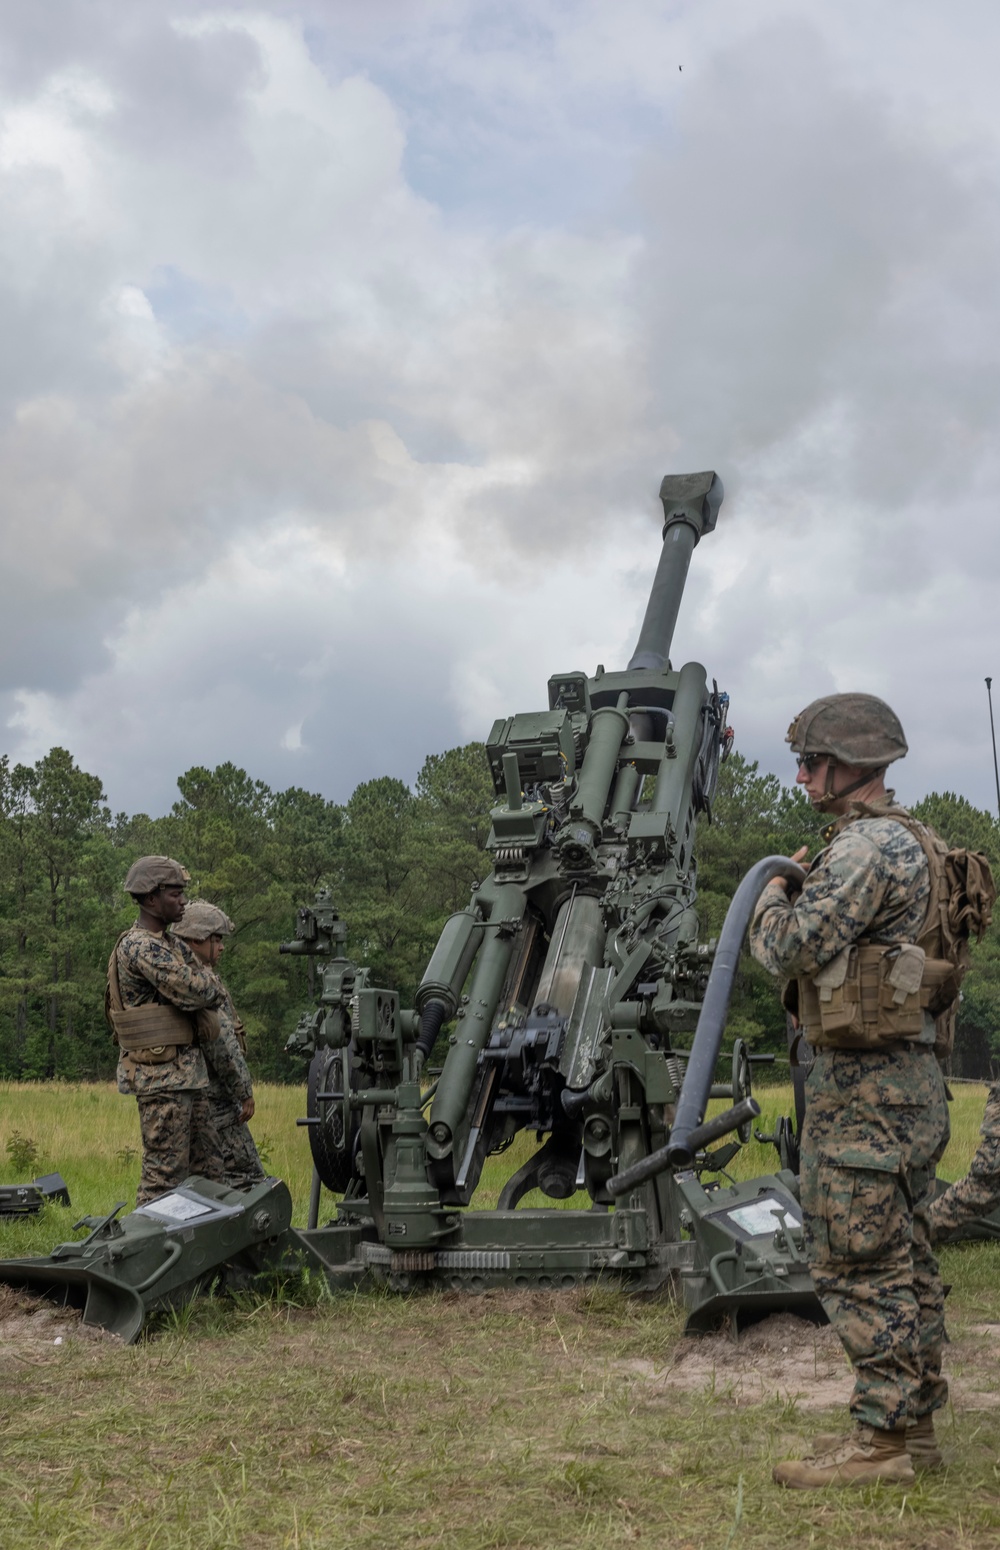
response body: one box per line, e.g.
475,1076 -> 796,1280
795,753 -> 827,773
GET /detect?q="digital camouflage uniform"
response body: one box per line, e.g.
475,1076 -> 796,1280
115,927 -> 226,1204
929,1082 -> 1000,1238
173,938 -> 265,1188
750,798 -> 950,1433
213,987 -> 266,1187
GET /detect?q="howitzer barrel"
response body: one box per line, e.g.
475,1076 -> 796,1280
666,855 -> 806,1167
628,472 -> 723,671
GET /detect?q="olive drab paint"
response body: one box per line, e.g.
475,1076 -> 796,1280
0,472 -> 845,1337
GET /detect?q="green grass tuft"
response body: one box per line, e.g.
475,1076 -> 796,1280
2,1080 -> 1000,1548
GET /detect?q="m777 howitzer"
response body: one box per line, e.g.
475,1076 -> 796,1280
279,470 -> 818,1326
0,471 -> 819,1341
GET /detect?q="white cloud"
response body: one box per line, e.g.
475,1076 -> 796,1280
2,1 -> 1000,818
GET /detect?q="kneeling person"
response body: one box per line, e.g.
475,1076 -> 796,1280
929,1081 -> 1000,1240
173,901 -> 265,1189
110,856 -> 226,1205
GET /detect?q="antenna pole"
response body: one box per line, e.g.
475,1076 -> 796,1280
987,677 -> 1000,824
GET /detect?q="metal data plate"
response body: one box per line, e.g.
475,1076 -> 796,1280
703,1189 -> 802,1243
135,1189 -> 246,1226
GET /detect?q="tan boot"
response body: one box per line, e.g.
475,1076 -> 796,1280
806,1428 -> 853,1457
906,1413 -> 943,1470
774,1425 -> 915,1489
809,1414 -> 943,1471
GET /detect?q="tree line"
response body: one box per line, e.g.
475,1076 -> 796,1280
0,746 -> 997,1083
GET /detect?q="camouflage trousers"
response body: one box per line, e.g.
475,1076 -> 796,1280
135,1091 -> 225,1205
930,1082 -> 1000,1237
800,1045 -> 950,1430
208,1094 -> 265,1188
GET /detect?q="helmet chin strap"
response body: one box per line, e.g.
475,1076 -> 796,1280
812,759 -> 881,813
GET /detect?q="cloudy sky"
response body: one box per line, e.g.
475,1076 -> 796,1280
2,0 -> 999,818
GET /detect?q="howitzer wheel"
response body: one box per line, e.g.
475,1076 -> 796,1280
776,1114 -> 800,1175
731,1039 -> 753,1143
307,1046 -> 360,1195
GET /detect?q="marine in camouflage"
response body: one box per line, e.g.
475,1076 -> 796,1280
115,927 -> 223,1098
209,991 -> 265,1187
173,939 -> 265,1187
749,795 -> 950,1431
751,799 -> 932,988
211,1091 -> 266,1187
114,925 -> 226,1201
171,938 -> 248,1101
929,1082 -> 1000,1238
135,1092 -> 223,1206
800,1046 -> 949,1428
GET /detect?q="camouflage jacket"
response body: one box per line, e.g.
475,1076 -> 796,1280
749,796 -> 932,1013
115,926 -> 223,1098
207,989 -> 254,1120
172,943 -> 254,1114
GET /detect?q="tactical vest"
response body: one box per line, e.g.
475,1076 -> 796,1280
794,806 -> 995,1057
105,933 -> 220,1065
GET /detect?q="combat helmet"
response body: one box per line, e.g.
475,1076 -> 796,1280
786,693 -> 907,812
123,855 -> 191,897
786,693 -> 908,769
175,900 -> 234,940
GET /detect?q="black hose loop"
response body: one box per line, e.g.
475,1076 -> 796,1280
666,856 -> 806,1167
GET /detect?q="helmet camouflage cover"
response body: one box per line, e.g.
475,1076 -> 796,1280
175,900 -> 235,940
786,693 -> 908,768
123,855 -> 191,895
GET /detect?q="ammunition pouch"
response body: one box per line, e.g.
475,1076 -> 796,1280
797,943 -> 960,1052
779,806 -> 990,1065
111,1004 -> 195,1062
121,1045 -> 180,1066
196,1010 -> 221,1043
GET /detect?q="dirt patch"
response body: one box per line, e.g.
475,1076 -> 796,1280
617,1312 -> 850,1409
616,1311 -> 1000,1411
0,1283 -> 118,1358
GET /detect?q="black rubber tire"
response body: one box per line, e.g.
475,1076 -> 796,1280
306,1046 -> 359,1194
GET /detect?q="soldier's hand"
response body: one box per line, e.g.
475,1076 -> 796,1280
769,846 -> 811,894
240,1097 -> 255,1122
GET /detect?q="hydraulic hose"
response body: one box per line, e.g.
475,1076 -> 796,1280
665,855 -> 806,1167
415,999 -> 448,1062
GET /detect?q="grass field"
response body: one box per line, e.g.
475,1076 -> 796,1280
2,1080 -> 1000,1550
